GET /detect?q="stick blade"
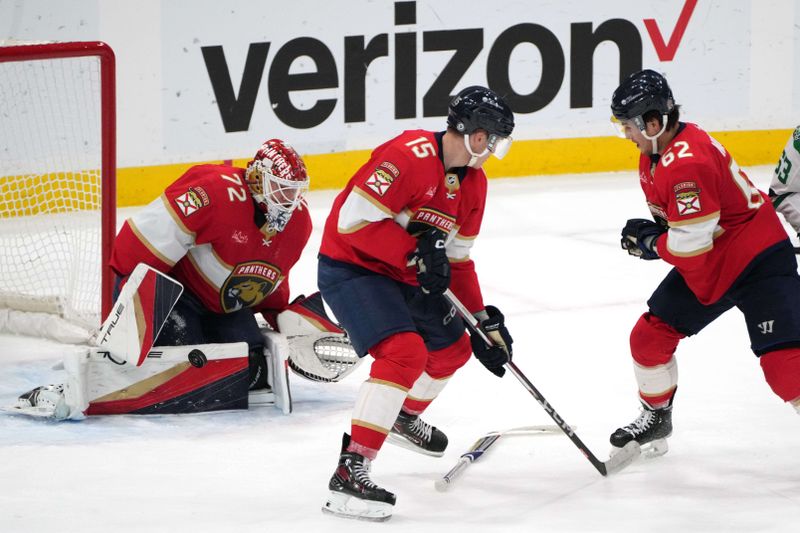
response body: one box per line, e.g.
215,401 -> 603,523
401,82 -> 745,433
434,478 -> 451,492
603,441 -> 641,475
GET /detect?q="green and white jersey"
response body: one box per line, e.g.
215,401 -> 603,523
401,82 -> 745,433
770,126 -> 800,233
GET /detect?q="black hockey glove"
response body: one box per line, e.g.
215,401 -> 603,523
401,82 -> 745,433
470,305 -> 513,378
620,218 -> 666,260
409,229 -> 450,295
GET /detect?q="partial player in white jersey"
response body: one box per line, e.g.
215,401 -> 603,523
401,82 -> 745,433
769,126 -> 800,234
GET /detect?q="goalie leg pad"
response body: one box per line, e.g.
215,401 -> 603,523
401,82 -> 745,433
85,343 -> 249,416
95,264 -> 183,367
259,330 -> 292,414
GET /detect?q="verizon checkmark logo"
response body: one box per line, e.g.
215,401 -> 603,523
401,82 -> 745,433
644,0 -> 697,62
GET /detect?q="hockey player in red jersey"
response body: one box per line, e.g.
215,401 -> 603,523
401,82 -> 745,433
317,86 -> 515,521
11,138 -> 346,419
610,70 -> 800,457
108,138 -> 312,404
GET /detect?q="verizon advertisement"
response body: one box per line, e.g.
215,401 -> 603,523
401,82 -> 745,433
2,0 -> 797,166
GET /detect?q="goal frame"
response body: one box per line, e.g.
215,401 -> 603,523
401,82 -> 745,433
0,40 -> 116,321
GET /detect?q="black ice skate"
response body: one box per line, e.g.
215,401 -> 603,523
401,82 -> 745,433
322,434 -> 396,522
610,400 -> 672,458
386,409 -> 448,457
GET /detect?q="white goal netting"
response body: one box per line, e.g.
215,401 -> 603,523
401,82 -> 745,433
0,42 -> 113,340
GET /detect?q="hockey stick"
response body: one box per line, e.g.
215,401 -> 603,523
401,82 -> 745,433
435,425 -> 562,492
443,289 -> 640,477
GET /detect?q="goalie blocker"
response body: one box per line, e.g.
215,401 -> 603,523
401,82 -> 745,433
9,266 -> 361,420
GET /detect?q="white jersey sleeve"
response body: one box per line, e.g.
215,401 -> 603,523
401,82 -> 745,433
770,126 -> 800,233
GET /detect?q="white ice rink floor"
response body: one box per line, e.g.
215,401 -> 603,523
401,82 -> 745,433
1,167 -> 799,532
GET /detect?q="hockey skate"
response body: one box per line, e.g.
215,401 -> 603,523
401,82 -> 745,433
386,409 -> 448,457
322,434 -> 396,522
8,384 -> 70,419
610,400 -> 672,459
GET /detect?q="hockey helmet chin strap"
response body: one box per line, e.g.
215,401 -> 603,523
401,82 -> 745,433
613,114 -> 669,155
463,133 -> 512,168
642,114 -> 669,155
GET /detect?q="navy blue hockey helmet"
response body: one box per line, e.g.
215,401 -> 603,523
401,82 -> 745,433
611,69 -> 674,122
447,86 -> 515,139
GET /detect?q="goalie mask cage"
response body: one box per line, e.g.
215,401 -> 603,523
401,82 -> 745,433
0,41 -> 116,337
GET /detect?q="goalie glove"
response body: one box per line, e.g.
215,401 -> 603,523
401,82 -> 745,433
276,292 -> 362,383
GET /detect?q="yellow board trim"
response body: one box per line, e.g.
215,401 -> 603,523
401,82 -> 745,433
110,129 -> 791,207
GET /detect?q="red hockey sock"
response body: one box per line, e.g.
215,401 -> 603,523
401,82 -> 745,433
760,347 -> 800,403
349,332 -> 429,458
402,333 -> 471,414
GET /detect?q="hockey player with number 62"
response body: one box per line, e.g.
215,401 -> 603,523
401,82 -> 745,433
609,69 -> 800,458
317,86 -> 515,521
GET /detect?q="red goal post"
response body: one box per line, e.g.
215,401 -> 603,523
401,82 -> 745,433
0,41 -> 116,339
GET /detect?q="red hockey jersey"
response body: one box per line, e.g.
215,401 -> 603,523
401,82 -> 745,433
640,123 -> 787,304
319,130 -> 487,312
110,164 -> 312,315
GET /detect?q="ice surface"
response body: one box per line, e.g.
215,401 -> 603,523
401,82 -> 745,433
1,167 -> 798,532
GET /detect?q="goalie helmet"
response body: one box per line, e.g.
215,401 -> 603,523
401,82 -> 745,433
611,69 -> 674,123
245,139 -> 309,232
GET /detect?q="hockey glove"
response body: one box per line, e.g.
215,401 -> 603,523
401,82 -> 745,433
409,229 -> 450,295
470,305 -> 513,378
620,218 -> 666,260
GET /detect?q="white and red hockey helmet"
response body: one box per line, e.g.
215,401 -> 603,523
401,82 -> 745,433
245,139 -> 309,228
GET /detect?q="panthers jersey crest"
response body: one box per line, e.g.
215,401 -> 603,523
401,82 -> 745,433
221,261 -> 281,312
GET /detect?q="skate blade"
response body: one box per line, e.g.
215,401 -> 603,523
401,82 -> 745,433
385,432 -> 445,457
321,491 -> 393,522
604,440 -> 641,474
640,438 -> 668,458
610,438 -> 668,461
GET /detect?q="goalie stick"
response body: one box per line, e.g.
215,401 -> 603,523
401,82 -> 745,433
443,289 -> 640,477
435,425 -> 563,492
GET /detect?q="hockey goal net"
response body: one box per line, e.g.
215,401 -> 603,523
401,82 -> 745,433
0,41 -> 116,341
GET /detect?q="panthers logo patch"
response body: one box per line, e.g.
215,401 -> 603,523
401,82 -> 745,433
221,261 -> 281,312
